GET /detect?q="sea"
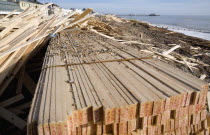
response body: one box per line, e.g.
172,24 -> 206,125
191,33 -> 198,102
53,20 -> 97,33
118,15 -> 210,41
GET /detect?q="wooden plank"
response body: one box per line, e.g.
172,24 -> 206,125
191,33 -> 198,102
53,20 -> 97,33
52,11 -> 77,27
0,94 -> 24,107
62,13 -> 95,31
0,27 -> 38,66
23,73 -> 36,95
15,101 -> 31,110
1,10 -> 17,20
208,91 -> 210,112
49,50 -> 58,135
0,18 -> 22,39
0,19 -> 38,49
8,108 -> 25,115
16,65 -> 25,94
28,49 -> 51,135
72,9 -> 93,23
37,49 -> 53,134
0,106 -> 26,129
0,33 -> 49,58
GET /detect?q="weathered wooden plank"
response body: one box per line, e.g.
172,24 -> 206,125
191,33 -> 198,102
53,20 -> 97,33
23,73 -> 36,95
72,9 -> 93,23
0,19 -> 38,49
0,18 -> 22,39
16,66 -> 25,94
1,10 -> 17,20
0,106 -> 26,129
15,101 -> 31,110
0,94 -> 24,107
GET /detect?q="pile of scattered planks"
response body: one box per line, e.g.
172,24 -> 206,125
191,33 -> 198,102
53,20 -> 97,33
0,4 -> 94,95
86,19 -> 120,37
0,4 -> 94,132
28,30 -> 209,135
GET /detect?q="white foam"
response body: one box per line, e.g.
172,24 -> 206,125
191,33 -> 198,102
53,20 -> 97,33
170,29 -> 210,41
153,24 -> 210,41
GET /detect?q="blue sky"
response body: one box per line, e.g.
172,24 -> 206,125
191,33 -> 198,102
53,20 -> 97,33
40,0 -> 210,15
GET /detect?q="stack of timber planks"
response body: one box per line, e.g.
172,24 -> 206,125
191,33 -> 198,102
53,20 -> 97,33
0,4 -> 94,131
28,30 -> 209,135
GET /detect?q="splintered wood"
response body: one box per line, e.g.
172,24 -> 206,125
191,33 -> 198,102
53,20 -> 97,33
0,4 -> 94,97
28,30 -> 209,135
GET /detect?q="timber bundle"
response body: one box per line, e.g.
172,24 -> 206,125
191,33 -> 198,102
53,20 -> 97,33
28,30 -> 209,135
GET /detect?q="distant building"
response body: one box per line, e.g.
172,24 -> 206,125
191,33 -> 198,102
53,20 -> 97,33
61,8 -> 74,16
0,0 -> 22,14
69,8 -> 83,14
19,0 -> 42,10
0,0 -> 42,14
48,4 -> 81,16
48,3 -> 61,15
